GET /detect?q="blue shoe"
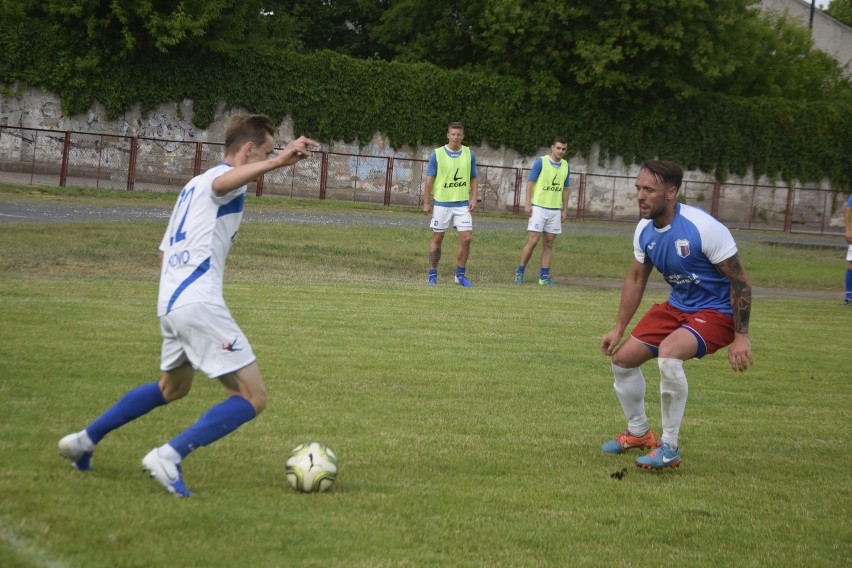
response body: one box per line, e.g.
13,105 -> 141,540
538,278 -> 554,286
514,272 -> 524,284
58,432 -> 94,471
142,449 -> 193,497
454,275 -> 473,287
427,272 -> 437,285
635,442 -> 681,470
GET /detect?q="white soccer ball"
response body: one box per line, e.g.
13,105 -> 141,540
285,442 -> 338,493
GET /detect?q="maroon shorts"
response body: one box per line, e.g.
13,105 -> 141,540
630,301 -> 735,358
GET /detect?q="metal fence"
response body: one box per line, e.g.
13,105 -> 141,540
0,125 -> 846,235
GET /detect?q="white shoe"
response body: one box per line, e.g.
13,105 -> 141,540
141,449 -> 193,497
58,432 -> 94,471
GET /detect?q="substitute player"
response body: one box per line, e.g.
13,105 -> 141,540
599,160 -> 753,470
59,115 -> 319,496
514,136 -> 570,285
422,122 -> 479,287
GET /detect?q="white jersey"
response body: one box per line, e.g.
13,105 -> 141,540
157,163 -> 245,316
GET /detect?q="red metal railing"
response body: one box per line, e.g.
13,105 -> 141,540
0,125 -> 846,235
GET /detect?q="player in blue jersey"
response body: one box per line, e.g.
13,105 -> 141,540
58,115 -> 320,496
422,122 -> 479,287
515,136 -> 571,286
844,193 -> 852,305
599,160 -> 753,470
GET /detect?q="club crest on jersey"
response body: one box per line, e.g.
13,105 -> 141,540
675,239 -> 691,258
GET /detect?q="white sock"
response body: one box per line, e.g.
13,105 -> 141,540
78,430 -> 95,451
658,358 -> 688,448
611,363 -> 649,436
157,444 -> 182,464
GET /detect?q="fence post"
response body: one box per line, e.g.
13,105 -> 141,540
126,136 -> 138,191
711,181 -> 721,218
59,131 -> 71,187
319,152 -> 328,199
576,173 -> 586,221
193,142 -> 203,176
383,156 -> 393,206
783,186 -> 794,232
256,175 -> 264,197
512,169 -> 522,214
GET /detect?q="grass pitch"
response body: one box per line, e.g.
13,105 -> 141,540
0,188 -> 849,567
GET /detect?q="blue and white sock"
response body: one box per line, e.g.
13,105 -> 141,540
85,381 -> 167,444
168,396 -> 257,459
846,268 -> 852,302
516,265 -> 525,275
540,267 -> 550,280
456,266 -> 465,279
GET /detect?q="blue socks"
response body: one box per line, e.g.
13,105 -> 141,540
85,381 -> 166,444
516,265 -> 525,275
846,268 -> 852,302
168,396 -> 257,458
540,267 -> 550,280
456,266 -> 465,278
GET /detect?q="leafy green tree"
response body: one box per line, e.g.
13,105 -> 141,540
825,0 -> 852,27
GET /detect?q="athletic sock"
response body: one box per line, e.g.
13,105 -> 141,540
611,363 -> 649,436
456,266 -> 465,278
428,268 -> 437,278
516,265 -> 525,275
168,396 -> 257,459
846,268 -> 852,302
540,267 -> 550,280
658,358 -> 688,448
85,381 -> 167,444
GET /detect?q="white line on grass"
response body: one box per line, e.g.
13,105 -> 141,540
0,518 -> 70,568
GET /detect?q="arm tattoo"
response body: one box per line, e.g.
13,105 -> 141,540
717,254 -> 751,334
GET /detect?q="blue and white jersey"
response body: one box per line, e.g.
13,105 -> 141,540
634,203 -> 738,315
157,163 -> 246,316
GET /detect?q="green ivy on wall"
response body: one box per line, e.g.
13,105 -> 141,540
1,22 -> 849,188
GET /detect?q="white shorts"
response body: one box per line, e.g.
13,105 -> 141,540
430,204 -> 473,232
159,302 -> 256,378
527,206 -> 562,234
847,244 -> 852,262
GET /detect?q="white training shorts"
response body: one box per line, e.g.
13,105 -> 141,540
847,244 -> 852,262
527,206 -> 563,234
430,204 -> 473,232
159,302 -> 256,378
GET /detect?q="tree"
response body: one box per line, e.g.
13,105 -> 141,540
825,0 -> 852,27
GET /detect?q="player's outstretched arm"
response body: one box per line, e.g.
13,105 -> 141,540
716,253 -> 754,372
213,136 -> 320,195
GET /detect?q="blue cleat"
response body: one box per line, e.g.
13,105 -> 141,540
58,432 -> 94,471
635,442 -> 682,470
142,449 -> 193,497
538,277 -> 554,286
454,275 -> 473,287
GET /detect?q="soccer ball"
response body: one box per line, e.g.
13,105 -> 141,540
285,442 -> 338,493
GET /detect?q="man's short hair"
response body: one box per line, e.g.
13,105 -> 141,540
224,114 -> 275,154
640,160 -> 683,190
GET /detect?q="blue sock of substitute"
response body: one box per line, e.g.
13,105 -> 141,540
456,266 -> 465,278
540,267 -> 550,280
85,381 -> 166,444
168,396 -> 257,459
846,268 -> 852,301
516,265 -> 525,275
428,268 -> 437,277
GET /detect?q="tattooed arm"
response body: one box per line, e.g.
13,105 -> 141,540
716,253 -> 754,372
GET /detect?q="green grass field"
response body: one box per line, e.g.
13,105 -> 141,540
0,188 -> 849,567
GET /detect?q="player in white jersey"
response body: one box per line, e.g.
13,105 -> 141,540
59,114 -> 320,496
598,160 -> 753,470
